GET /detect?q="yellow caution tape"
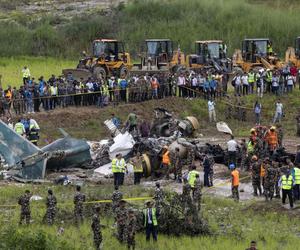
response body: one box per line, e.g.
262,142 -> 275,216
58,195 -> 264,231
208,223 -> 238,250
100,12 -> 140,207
0,196 -> 154,209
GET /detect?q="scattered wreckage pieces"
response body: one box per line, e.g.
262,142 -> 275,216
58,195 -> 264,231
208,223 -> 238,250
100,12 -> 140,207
0,121 -> 91,181
216,121 -> 232,135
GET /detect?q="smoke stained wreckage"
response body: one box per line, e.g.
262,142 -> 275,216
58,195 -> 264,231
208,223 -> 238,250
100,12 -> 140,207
0,109 -> 295,183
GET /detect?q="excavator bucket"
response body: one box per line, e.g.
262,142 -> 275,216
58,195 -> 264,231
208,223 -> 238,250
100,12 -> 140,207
62,68 -> 92,81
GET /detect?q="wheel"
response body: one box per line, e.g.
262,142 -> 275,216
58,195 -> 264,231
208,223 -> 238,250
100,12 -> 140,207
93,67 -> 106,79
118,65 -> 128,78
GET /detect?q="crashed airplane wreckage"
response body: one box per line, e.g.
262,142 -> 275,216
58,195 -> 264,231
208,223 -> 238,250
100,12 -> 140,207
0,121 -> 91,181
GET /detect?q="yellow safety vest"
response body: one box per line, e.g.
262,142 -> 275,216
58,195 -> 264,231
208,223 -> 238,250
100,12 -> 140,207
23,68 -> 30,78
143,208 -> 158,226
188,170 -> 199,188
15,122 -> 24,135
102,85 -> 109,96
266,71 -> 272,82
50,86 -> 58,96
247,141 -> 254,153
282,175 -> 293,190
294,167 -> 300,185
267,45 -> 273,53
133,164 -> 143,173
248,72 -> 255,83
111,158 -> 119,173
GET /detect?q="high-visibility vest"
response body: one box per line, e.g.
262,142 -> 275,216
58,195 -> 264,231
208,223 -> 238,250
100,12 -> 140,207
282,175 -> 293,190
247,141 -> 254,153
188,170 -> 199,188
294,167 -> 300,185
231,169 -> 239,186
266,131 -> 278,149
102,85 -> 109,95
23,68 -> 30,78
248,72 -> 255,83
266,71 -> 272,82
133,164 -> 143,173
111,158 -> 119,173
162,150 -> 170,165
28,128 -> 39,143
50,86 -> 58,96
267,45 -> 273,53
14,122 -> 24,135
143,208 -> 158,226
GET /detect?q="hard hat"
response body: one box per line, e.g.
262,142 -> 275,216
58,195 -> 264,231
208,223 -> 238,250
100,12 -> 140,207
250,128 -> 256,133
229,163 -> 235,170
270,126 -> 276,130
251,155 -> 258,161
163,145 -> 168,149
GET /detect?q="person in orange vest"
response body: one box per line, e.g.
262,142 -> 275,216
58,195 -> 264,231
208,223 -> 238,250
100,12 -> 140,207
161,145 -> 170,179
230,163 -> 240,202
151,76 -> 159,99
265,126 -> 278,156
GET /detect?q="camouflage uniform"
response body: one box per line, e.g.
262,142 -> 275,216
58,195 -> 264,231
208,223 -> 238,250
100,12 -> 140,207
186,148 -> 195,167
74,191 -> 86,224
172,151 -> 182,181
45,194 -> 57,225
240,141 -> 248,170
116,207 -> 128,242
182,182 -> 192,213
111,190 -> 123,215
126,212 -> 137,250
277,127 -> 284,148
154,187 -> 164,214
193,178 -> 202,211
264,165 -> 276,200
274,164 -> 282,198
18,193 -> 31,225
251,162 -> 262,196
91,212 -> 102,250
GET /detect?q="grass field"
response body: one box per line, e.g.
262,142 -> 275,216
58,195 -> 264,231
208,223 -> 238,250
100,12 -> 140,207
0,183 -> 300,250
0,57 -> 75,89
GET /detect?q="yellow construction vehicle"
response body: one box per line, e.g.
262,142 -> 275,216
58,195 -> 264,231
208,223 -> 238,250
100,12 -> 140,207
186,40 -> 232,73
131,39 -> 185,74
285,36 -> 300,68
63,39 -> 132,80
232,38 -> 283,73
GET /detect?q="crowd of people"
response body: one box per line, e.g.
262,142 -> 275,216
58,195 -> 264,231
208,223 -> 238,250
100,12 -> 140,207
0,64 -> 299,119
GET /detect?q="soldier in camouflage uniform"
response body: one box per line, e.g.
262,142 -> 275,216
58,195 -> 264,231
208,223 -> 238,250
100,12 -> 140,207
186,146 -> 195,167
111,185 -> 123,217
193,174 -> 202,211
264,163 -> 277,201
153,182 -> 164,215
277,124 -> 284,148
45,189 -> 57,225
126,209 -> 137,250
18,190 -> 31,225
116,200 -> 128,243
274,161 -> 284,198
251,156 -> 262,196
182,178 -> 192,213
173,147 -> 182,182
91,205 -> 102,250
74,185 -> 86,225
240,139 -> 248,170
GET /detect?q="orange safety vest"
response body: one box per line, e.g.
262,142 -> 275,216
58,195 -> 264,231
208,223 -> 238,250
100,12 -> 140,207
260,165 -> 266,177
162,150 -> 170,165
151,80 -> 159,90
266,131 -> 278,149
231,169 -> 239,186
5,90 -> 12,101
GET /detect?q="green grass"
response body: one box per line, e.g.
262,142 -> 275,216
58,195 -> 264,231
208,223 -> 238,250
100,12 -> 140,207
0,57 -> 75,88
0,183 -> 300,249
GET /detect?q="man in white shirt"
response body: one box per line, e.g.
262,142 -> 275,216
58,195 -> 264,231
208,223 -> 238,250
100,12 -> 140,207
241,73 -> 249,95
234,74 -> 241,96
177,73 -> 186,97
286,74 -> 294,93
227,135 -> 238,166
208,99 -> 216,123
273,99 -> 283,124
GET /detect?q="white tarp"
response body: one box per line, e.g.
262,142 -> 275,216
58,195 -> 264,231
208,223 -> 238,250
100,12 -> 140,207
216,122 -> 232,135
109,132 -> 135,159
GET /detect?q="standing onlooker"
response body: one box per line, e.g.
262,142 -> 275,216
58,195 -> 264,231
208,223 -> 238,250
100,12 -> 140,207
231,164 -> 239,202
254,101 -> 262,125
74,185 -> 86,225
273,99 -> 283,124
91,205 -> 102,250
286,73 -> 294,93
227,135 -> 238,166
279,169 -> 294,208
143,201 -> 158,242
207,98 -> 216,123
271,72 -> 279,96
256,71 -> 264,98
18,190 -> 31,225
177,73 -> 186,97
292,164 -> 300,201
233,73 -> 241,96
22,66 -> 30,85
241,72 -> 249,95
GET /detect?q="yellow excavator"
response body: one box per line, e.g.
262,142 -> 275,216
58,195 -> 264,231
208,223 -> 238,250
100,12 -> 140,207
285,37 -> 300,68
232,38 -> 283,73
131,39 -> 185,74
186,40 -> 232,73
62,39 -> 132,80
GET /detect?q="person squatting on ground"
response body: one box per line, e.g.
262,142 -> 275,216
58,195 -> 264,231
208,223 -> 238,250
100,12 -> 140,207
18,189 -> 31,225
45,189 -> 57,225
74,185 -> 86,225
91,205 -> 103,250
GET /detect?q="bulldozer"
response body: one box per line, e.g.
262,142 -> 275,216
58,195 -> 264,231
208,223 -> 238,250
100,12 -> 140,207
232,38 -> 283,73
186,40 -> 232,73
285,36 -> 300,68
131,39 -> 185,75
62,39 -> 132,80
